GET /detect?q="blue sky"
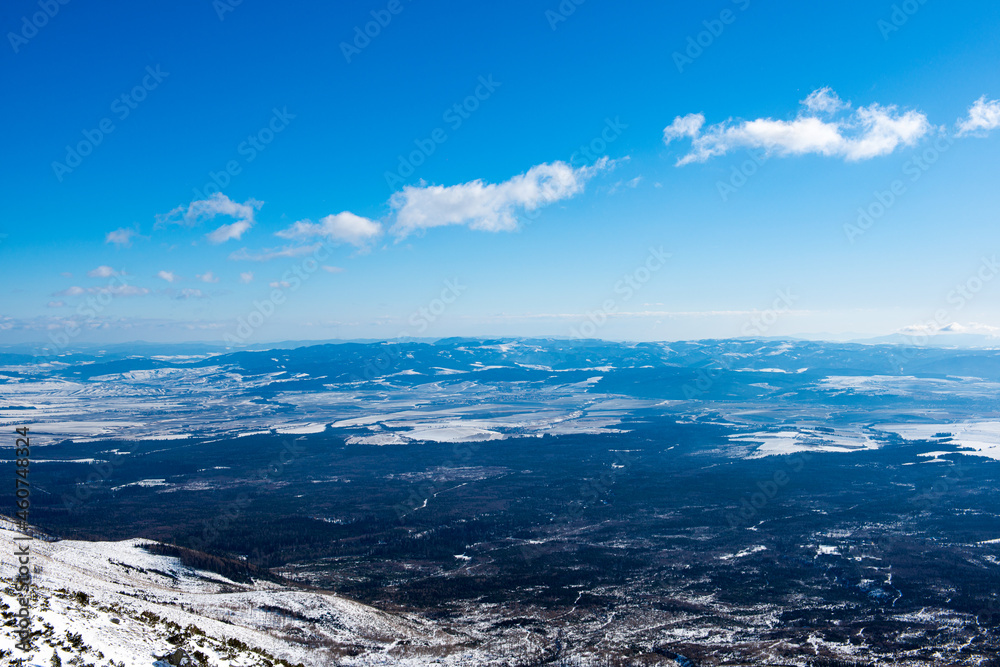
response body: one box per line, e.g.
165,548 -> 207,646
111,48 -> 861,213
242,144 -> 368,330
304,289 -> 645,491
2,0 -> 1000,347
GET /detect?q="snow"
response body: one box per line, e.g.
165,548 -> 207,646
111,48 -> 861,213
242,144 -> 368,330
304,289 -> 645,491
0,517 -> 461,666
876,421 -> 1000,461
730,427 -> 878,458
110,478 -> 170,491
273,422 -> 327,434
403,424 -> 504,443
719,545 -> 767,560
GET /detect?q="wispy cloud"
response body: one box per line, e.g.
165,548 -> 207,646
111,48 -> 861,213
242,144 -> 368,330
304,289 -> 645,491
322,265 -> 344,274
47,301 -> 65,308
206,219 -> 254,244
157,270 -> 177,283
156,193 -> 262,243
87,266 -> 120,278
0,315 -> 229,333
389,158 -> 613,238
276,212 -> 381,247
239,271 -> 254,283
609,176 -> 642,194
105,226 -> 139,248
801,87 -> 849,114
229,244 -> 321,262
54,284 -> 150,297
663,88 -> 930,165
956,96 -> 1000,137
197,271 -> 220,283
899,321 -> 1000,337
176,288 -> 207,300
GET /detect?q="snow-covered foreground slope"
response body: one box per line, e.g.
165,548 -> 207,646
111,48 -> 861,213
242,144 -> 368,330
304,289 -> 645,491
0,517 -> 465,666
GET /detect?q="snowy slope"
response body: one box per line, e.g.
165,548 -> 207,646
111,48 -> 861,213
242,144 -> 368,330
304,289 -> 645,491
0,516 -> 464,666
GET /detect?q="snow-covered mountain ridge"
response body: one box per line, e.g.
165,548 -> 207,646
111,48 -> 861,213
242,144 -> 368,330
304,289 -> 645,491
0,516 -> 461,666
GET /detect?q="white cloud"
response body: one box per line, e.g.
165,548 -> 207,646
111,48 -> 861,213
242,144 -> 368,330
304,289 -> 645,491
54,284 -> 150,297
269,281 -> 292,288
899,321 -> 1000,337
663,89 -> 930,165
390,159 -> 611,237
662,113 -> 705,142
609,176 -> 643,195
276,212 -> 382,247
229,244 -> 321,262
0,315 -> 230,334
206,219 -> 253,244
105,285 -> 149,297
156,193 -> 262,243
47,301 -> 65,308
173,288 -> 207,300
956,96 -> 1000,137
239,271 -> 254,283
322,266 -> 344,274
87,266 -> 119,278
157,270 -> 177,283
802,87 -> 848,114
105,227 -> 138,248
197,271 -> 220,283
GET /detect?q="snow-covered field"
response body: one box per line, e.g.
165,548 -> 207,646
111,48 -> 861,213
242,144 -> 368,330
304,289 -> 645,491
815,374 -> 1000,398
874,421 -> 1000,460
0,365 -> 651,448
729,426 -> 879,458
